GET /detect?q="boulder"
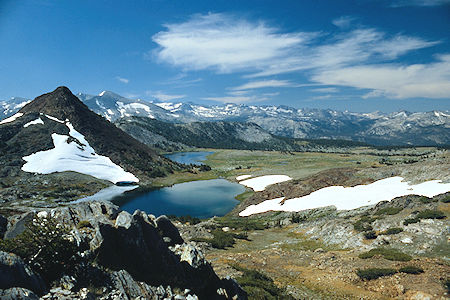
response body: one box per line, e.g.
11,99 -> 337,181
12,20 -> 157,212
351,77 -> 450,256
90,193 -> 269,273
0,251 -> 46,295
4,212 -> 35,239
155,215 -> 184,246
0,287 -> 39,300
0,214 -> 7,239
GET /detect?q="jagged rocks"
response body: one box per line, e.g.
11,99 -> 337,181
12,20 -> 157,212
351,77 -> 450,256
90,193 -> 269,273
156,215 -> 184,246
0,215 -> 7,239
0,251 -> 46,295
0,287 -> 39,300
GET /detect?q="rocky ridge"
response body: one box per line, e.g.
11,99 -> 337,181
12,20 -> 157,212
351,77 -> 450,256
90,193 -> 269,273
0,201 -> 246,299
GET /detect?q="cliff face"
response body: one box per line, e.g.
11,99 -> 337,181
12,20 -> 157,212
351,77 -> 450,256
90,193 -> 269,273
0,202 -> 247,299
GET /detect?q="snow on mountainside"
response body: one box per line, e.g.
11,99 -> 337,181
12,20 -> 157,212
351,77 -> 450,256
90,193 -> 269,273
2,91 -> 449,145
21,114 -> 138,183
0,97 -> 31,118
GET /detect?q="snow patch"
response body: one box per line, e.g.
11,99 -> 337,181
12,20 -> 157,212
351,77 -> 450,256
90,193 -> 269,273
239,177 -> 450,216
23,117 -> 44,128
0,112 -> 23,125
45,114 -> 65,123
21,120 -> 139,184
236,175 -> 252,181
239,175 -> 292,191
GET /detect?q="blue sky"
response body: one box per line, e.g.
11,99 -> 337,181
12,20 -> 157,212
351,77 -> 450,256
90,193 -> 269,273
0,0 -> 449,112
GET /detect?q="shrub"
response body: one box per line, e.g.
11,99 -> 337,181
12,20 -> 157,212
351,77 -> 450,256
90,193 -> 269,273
399,266 -> 424,274
356,268 -> 397,280
418,196 -> 437,204
375,207 -> 403,215
441,196 -> 450,203
380,227 -> 404,235
403,218 -> 419,225
363,230 -> 377,239
0,217 -> 79,283
192,229 -> 236,249
77,220 -> 93,229
359,248 -> 412,261
232,265 -> 292,299
353,216 -> 376,232
216,217 -> 267,231
415,209 -> 446,220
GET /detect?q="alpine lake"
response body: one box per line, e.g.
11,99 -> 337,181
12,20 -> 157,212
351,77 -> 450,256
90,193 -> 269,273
111,151 -> 245,219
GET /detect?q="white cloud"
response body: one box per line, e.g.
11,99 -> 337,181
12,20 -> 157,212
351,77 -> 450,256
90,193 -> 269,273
152,13 -> 313,73
332,16 -> 355,28
231,79 -> 295,90
149,91 -> 186,101
312,55 -> 450,99
152,13 -> 445,100
116,76 -> 129,84
311,87 -> 339,93
390,0 -> 450,7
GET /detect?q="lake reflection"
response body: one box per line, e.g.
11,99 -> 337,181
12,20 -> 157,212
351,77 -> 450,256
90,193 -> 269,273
113,179 -> 245,219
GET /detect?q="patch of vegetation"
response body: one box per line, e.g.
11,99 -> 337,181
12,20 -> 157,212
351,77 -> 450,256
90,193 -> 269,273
380,227 -> 403,235
441,195 -> 450,203
359,247 -> 412,261
77,220 -> 93,229
404,209 -> 446,225
444,278 -> 450,294
215,217 -> 268,231
416,209 -> 446,220
283,233 -> 343,252
235,190 -> 254,202
399,266 -> 424,274
418,196 -> 437,204
232,265 -> 293,300
192,229 -> 236,249
375,207 -> 403,215
353,216 -> 376,232
167,215 -> 201,225
0,217 -> 79,283
356,268 -> 397,280
363,230 -> 377,239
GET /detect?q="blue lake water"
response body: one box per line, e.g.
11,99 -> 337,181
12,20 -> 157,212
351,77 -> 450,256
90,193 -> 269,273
113,179 -> 245,219
164,151 -> 214,165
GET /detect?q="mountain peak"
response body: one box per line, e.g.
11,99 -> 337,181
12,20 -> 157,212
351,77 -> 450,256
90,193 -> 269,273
19,86 -> 89,121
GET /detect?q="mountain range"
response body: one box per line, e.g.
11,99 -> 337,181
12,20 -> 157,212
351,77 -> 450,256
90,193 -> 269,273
2,90 -> 449,146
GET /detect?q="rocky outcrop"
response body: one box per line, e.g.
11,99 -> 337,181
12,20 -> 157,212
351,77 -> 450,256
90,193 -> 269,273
0,201 -> 247,299
0,251 -> 46,295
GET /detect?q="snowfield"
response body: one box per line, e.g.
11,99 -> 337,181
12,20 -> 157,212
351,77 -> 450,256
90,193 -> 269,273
239,177 -> 450,216
0,112 -> 23,125
236,174 -> 252,181
21,117 -> 139,183
239,175 -> 292,191
23,117 -> 44,128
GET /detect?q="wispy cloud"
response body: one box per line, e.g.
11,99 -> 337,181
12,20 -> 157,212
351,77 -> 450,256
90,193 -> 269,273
152,13 -> 314,73
332,16 -> 355,29
311,87 -> 339,93
148,91 -> 186,101
116,76 -> 129,84
312,54 -> 450,99
390,0 -> 450,7
231,79 -> 295,90
152,13 -> 445,99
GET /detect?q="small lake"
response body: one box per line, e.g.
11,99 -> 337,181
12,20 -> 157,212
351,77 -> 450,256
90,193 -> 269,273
164,151 -> 214,165
113,179 -> 245,219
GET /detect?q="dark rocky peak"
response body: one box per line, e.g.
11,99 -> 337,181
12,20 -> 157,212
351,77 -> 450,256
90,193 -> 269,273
19,86 -> 90,121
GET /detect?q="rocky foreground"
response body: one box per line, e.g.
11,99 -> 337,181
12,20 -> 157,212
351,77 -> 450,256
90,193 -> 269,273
0,202 -> 246,299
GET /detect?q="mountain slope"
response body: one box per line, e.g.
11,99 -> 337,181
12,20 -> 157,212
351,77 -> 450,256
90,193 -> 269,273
1,87 -> 180,183
115,117 -> 366,152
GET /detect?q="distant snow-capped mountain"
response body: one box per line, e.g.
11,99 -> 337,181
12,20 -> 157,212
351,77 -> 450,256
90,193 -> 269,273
0,97 -> 31,118
2,90 -> 449,146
